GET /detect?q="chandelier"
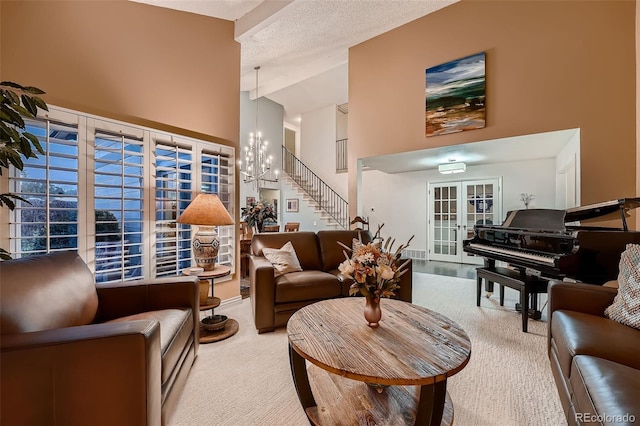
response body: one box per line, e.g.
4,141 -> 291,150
239,66 -> 279,185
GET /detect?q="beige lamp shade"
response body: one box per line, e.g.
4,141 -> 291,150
177,194 -> 235,271
176,193 -> 234,226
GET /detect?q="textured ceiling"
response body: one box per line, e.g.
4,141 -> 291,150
131,0 -> 458,121
130,1 -> 569,175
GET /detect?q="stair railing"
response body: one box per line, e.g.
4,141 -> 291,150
282,147 -> 349,229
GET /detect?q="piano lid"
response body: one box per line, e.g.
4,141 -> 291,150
565,198 -> 640,225
502,208 -> 566,231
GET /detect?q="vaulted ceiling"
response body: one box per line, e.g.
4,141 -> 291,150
131,0 -> 458,122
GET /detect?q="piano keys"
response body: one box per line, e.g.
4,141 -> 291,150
463,198 -> 640,284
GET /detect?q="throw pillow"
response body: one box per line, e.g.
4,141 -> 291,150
605,244 -> 640,329
262,241 -> 303,277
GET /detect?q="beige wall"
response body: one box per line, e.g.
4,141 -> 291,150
1,0 -> 242,299
349,0 -> 637,228
1,0 -> 239,144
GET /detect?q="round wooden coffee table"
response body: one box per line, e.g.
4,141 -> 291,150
287,298 -> 471,425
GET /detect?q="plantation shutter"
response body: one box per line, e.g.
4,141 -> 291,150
9,119 -> 80,256
201,150 -> 233,266
93,129 -> 144,283
154,142 -> 193,277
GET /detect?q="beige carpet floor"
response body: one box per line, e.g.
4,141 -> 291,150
170,273 -> 565,426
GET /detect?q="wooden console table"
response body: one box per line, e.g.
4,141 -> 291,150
287,298 -> 471,425
476,267 -> 549,332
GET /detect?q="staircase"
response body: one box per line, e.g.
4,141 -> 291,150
282,147 -> 349,229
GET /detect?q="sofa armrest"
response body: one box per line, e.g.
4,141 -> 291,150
1,321 -> 162,426
548,281 -> 617,319
395,258 -> 413,303
249,255 -> 277,332
95,276 -> 199,321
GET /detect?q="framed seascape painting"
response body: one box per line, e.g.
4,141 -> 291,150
425,52 -> 486,137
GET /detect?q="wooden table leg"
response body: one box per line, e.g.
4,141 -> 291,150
415,380 -> 447,425
288,343 -> 317,414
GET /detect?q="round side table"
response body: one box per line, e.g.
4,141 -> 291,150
182,265 -> 238,343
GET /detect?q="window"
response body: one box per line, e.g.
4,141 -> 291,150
93,128 -> 145,283
201,151 -> 233,266
5,107 -> 235,281
152,139 -> 235,277
10,118 -> 80,256
154,142 -> 193,277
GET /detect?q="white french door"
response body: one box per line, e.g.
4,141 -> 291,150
428,178 -> 501,264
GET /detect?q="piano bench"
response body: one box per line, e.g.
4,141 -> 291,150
476,267 -> 549,332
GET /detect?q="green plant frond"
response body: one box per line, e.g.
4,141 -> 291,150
0,104 -> 25,127
11,104 -> 32,121
21,94 -> 38,117
3,88 -> 20,104
19,137 -> 33,158
0,194 -> 16,209
7,151 -> 24,170
24,132 -> 44,155
33,97 -> 49,111
0,81 -> 24,90
1,123 -> 22,143
0,247 -> 12,261
23,86 -> 46,95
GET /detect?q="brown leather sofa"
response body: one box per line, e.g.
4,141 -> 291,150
0,251 -> 199,425
548,281 -> 640,425
249,229 -> 413,333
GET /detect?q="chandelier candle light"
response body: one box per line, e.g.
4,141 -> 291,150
177,193 -> 235,271
239,66 -> 279,185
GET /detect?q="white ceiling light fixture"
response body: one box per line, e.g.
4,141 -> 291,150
438,161 -> 467,174
239,66 -> 279,186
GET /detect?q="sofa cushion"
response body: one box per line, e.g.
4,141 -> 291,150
275,271 -> 342,303
605,244 -> 640,329
570,355 -> 640,424
262,241 -> 303,277
252,232 -> 323,270
317,230 -> 372,272
0,251 -> 98,334
551,310 -> 640,380
107,308 -> 192,385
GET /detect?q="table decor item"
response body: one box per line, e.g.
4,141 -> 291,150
176,193 -> 235,271
338,224 -> 413,327
202,314 -> 228,331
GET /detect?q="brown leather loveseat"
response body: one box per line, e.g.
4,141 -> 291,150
0,251 -> 199,425
548,281 -> 640,425
249,229 -> 413,333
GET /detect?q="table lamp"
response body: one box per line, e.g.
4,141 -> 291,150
177,193 -> 235,271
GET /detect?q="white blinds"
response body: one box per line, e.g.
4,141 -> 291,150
93,130 -> 145,283
10,119 -> 79,256
154,143 -> 193,277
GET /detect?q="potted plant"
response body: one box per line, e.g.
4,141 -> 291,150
241,199 -> 277,233
0,81 -> 49,259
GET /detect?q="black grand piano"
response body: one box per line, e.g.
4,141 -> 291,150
463,198 -> 640,285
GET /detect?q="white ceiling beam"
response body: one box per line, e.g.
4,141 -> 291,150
235,0 -> 297,41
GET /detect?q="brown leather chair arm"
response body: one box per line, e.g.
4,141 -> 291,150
95,275 -> 199,321
548,281 -> 617,320
249,255 -> 277,332
1,321 -> 162,426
